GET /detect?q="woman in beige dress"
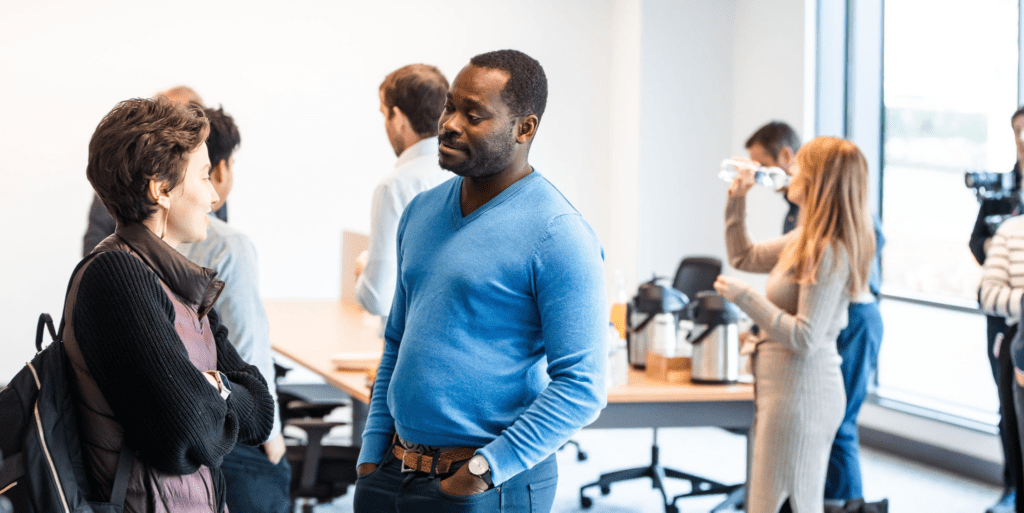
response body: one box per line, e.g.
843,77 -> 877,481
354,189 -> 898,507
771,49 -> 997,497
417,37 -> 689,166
714,137 -> 876,513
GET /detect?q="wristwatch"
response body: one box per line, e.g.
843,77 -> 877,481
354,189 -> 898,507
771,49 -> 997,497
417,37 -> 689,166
467,454 -> 492,487
213,371 -> 232,400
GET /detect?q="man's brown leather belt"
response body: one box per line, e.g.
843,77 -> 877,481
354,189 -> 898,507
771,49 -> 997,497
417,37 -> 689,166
393,444 -> 476,474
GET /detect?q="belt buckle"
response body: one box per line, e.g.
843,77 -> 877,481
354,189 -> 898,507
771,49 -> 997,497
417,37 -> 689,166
400,448 -> 418,473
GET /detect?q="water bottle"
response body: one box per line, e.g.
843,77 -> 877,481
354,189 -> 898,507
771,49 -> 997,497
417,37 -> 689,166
606,323 -> 628,389
609,270 -> 628,340
718,158 -> 789,189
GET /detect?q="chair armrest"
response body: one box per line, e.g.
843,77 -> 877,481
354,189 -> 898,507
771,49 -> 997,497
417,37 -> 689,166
285,400 -> 347,420
286,418 -> 348,441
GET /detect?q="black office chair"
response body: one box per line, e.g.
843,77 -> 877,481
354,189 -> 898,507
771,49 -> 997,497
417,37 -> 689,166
275,364 -> 360,513
284,419 -> 359,513
672,256 -> 722,321
580,257 -> 742,513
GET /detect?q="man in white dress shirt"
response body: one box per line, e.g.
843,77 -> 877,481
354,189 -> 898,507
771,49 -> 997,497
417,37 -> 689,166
355,64 -> 452,326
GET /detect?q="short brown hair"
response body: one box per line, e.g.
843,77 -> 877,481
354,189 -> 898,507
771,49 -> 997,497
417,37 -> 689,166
380,64 -> 449,136
745,121 -> 801,160
1012,105 -> 1024,124
87,97 -> 209,226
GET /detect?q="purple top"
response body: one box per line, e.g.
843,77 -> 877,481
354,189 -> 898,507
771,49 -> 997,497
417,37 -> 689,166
153,282 -> 222,512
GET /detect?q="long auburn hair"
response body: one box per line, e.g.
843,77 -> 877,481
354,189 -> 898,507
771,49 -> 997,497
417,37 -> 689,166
778,137 -> 875,297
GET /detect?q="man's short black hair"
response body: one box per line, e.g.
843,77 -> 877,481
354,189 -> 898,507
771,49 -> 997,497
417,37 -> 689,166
1012,105 -> 1024,124
745,121 -> 801,160
203,106 -> 241,167
469,49 -> 547,121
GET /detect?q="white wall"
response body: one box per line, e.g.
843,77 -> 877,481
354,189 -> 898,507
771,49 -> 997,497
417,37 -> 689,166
0,0 -> 629,380
726,0 -> 814,287
637,0 -> 736,284
637,0 -> 812,291
0,0 -> 814,382
605,0 -> 643,297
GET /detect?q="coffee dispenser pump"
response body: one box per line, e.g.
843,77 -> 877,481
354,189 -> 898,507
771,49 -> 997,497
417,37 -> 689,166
687,291 -> 746,383
626,276 -> 688,368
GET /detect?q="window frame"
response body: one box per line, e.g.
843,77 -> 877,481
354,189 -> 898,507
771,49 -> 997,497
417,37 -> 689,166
821,0 -> 1024,432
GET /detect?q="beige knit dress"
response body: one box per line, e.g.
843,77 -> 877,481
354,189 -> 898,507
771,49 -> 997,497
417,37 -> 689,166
725,196 -> 848,513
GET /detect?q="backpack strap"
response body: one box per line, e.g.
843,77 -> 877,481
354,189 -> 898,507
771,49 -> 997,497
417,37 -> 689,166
55,248 -> 136,506
55,250 -> 107,343
109,446 -> 133,506
0,452 -> 24,492
35,314 -> 58,352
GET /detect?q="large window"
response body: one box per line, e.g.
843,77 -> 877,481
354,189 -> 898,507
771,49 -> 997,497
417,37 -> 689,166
874,0 -> 1019,424
882,0 -> 1019,303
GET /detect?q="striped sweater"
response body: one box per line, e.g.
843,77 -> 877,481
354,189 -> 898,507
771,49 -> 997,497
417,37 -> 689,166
981,215 -> 1024,324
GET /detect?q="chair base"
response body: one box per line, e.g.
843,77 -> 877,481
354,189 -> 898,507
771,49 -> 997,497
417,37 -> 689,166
559,439 -> 588,461
579,428 -> 743,513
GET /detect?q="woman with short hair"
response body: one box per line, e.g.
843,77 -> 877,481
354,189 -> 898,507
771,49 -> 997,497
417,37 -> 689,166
715,137 -> 876,513
65,97 -> 275,512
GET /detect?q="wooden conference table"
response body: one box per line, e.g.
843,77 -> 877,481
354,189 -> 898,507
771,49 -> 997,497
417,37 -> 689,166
266,300 -> 754,509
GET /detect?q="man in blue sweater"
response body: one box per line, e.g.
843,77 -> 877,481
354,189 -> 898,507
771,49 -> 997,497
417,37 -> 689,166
353,49 -> 608,513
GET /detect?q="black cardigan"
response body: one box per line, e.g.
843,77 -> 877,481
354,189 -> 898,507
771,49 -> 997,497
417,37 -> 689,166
73,229 -> 274,482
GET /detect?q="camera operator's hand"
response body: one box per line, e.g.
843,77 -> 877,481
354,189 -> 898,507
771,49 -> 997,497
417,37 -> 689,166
728,157 -> 758,198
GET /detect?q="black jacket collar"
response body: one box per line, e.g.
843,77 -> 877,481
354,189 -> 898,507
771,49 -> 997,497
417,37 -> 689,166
95,223 -> 224,318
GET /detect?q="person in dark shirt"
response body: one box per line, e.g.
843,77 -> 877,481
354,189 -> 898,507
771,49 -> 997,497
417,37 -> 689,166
974,106 -> 1024,513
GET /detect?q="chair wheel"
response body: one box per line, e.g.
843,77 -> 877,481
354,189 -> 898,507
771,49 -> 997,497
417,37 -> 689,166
581,496 -> 593,508
600,485 -> 611,495
577,450 -> 588,461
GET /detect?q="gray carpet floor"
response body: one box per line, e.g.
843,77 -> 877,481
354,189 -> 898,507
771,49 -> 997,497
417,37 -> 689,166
303,426 -> 1001,512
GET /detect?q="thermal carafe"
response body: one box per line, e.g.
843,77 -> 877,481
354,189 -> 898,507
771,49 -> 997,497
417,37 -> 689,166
687,291 -> 745,383
626,277 -> 688,368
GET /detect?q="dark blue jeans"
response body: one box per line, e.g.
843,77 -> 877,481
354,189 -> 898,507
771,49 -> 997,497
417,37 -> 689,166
353,444 -> 558,513
221,442 -> 292,513
824,302 -> 883,500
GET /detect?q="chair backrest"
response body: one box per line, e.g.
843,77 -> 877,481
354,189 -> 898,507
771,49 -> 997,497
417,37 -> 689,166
672,257 -> 722,318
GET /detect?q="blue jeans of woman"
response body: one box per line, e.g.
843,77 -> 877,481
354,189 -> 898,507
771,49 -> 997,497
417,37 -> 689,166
353,442 -> 558,513
824,302 -> 883,500
221,442 -> 292,513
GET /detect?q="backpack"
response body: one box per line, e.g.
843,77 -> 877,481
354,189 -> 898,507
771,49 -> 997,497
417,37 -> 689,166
0,255 -> 132,513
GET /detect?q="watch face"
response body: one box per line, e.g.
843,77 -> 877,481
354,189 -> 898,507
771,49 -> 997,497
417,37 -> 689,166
469,455 -> 489,475
218,371 -> 231,390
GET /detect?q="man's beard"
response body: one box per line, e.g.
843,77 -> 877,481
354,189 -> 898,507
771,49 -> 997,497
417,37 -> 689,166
439,124 -> 516,178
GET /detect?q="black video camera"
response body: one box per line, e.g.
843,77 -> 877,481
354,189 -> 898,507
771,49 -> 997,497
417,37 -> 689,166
965,170 -> 1020,202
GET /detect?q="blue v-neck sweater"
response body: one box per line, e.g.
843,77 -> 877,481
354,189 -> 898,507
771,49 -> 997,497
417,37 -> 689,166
357,171 -> 608,485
